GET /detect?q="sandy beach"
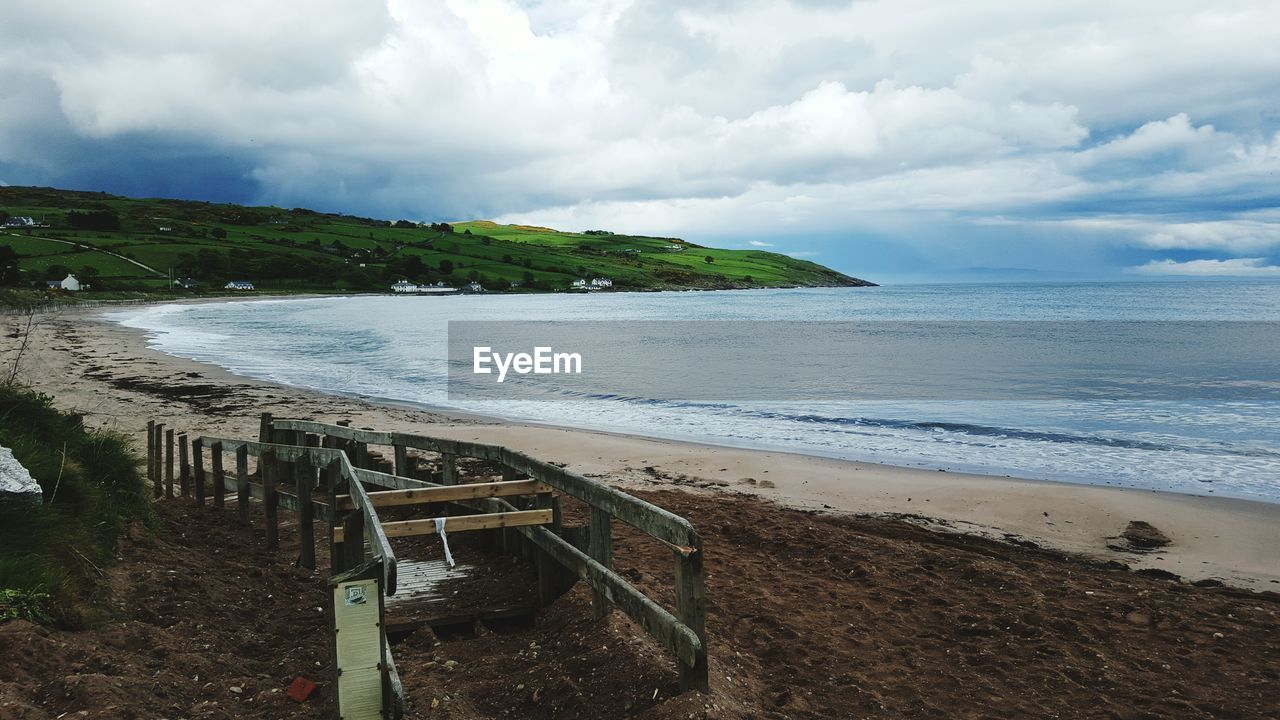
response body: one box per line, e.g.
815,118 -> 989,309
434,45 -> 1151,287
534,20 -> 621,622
6,300 -> 1277,591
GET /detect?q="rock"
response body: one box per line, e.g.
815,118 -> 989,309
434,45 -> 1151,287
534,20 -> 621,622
0,445 -> 42,507
229,686 -> 243,694
1124,611 -> 1151,626
1121,521 -> 1171,550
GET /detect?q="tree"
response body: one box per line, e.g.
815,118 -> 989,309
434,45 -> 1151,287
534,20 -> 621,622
438,259 -> 454,275
45,264 -> 71,281
522,270 -> 534,284
211,227 -> 227,240
704,255 -> 714,264
65,210 -> 121,232
502,254 -> 513,264
0,244 -> 20,286
76,265 -> 100,288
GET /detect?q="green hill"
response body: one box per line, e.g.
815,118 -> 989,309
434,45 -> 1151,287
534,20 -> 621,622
0,186 -> 874,294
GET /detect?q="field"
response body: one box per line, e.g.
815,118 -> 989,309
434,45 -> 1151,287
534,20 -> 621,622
0,187 -> 872,294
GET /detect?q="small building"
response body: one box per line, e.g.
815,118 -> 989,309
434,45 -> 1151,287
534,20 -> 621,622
59,274 -> 81,292
466,281 -> 486,293
224,280 -> 255,291
3,216 -> 35,228
571,278 -> 588,289
590,277 -> 613,289
172,277 -> 200,290
391,280 -> 420,293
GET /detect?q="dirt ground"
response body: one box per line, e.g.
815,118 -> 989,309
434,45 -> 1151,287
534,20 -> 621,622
3,488 -> 1277,720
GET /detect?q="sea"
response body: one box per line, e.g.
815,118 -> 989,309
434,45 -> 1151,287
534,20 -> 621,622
108,281 -> 1280,503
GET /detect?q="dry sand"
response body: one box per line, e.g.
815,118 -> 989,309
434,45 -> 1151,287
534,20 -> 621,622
4,301 -> 1277,590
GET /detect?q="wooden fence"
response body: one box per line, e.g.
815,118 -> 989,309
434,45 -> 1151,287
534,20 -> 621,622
146,413 -> 709,717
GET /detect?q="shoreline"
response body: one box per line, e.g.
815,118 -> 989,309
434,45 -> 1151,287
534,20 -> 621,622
5,300 -> 1278,590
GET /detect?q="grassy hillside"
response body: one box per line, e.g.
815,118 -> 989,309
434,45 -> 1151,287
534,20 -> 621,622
0,186 -> 873,295
0,385 -> 152,627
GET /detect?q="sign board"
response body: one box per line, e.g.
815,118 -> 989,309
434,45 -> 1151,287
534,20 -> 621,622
334,577 -> 384,719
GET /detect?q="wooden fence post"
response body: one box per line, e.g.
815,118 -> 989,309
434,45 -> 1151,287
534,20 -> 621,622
441,453 -> 457,485
193,438 -> 205,506
210,442 -> 224,508
393,444 -> 409,477
589,507 -> 613,619
152,423 -> 164,499
258,412 -> 273,445
263,450 -> 279,550
236,445 -> 250,526
178,434 -> 189,496
164,429 -> 175,499
297,450 -> 315,570
342,510 -> 365,571
534,492 -> 558,606
146,421 -> 156,496
674,541 -> 709,692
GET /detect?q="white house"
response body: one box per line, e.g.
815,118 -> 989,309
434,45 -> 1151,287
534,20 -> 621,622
465,281 -> 486,293
224,280 -> 255,291
571,278 -> 588,288
590,277 -> 613,289
391,280 -> 420,293
3,216 -> 35,228
59,274 -> 81,292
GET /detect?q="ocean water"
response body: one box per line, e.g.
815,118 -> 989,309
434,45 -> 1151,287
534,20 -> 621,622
109,281 -> 1280,502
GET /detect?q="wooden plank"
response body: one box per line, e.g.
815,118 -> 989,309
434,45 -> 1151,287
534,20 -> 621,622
509,509 -> 702,668
178,434 -> 189,496
502,448 -> 698,548
236,445 -> 250,526
270,420 -> 697,546
215,474 -> 328,517
332,509 -> 552,542
589,506 -> 613,618
164,429 -> 175,499
472,494 -> 702,669
192,437 -> 205,506
210,441 -> 225,509
334,480 -> 551,510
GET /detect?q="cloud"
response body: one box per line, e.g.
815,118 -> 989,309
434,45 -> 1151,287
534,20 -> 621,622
1129,258 -> 1280,277
747,240 -> 773,247
1,1 -> 1279,277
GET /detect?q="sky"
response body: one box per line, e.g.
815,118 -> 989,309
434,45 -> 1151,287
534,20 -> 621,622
2,1 -> 1279,282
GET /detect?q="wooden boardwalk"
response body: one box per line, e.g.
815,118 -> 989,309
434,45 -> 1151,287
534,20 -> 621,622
384,555 -> 538,633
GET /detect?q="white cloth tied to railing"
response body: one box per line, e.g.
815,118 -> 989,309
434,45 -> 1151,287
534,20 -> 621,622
434,517 -> 456,568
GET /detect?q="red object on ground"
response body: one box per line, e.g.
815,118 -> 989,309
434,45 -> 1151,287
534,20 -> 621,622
287,675 -> 317,703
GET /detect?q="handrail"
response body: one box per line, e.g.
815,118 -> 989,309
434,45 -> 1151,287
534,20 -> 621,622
272,419 -> 700,547
269,417 -> 708,692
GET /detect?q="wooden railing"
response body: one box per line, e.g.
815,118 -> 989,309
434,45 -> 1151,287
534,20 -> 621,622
146,413 -> 710,716
268,417 -> 709,692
